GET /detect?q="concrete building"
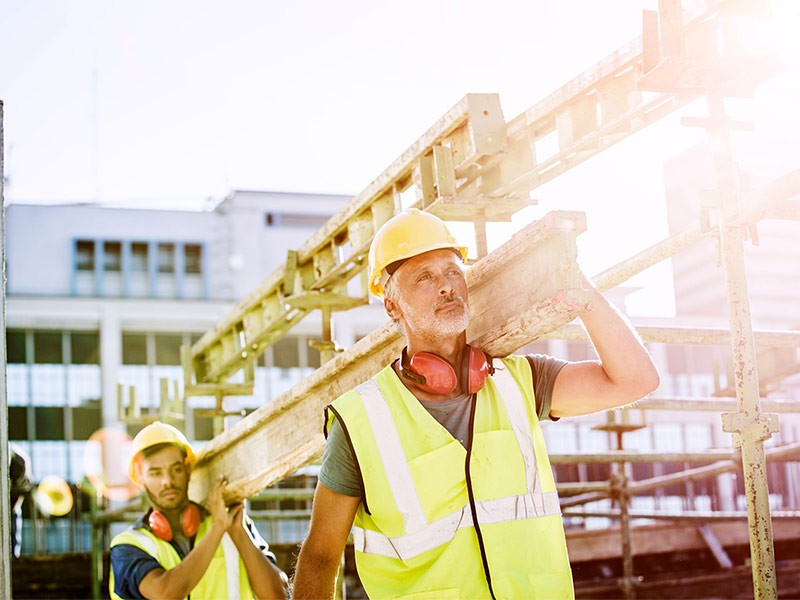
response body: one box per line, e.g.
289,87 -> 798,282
6,191 -> 391,551
663,139 -> 800,330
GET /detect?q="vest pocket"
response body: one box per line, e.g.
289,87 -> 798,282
407,441 -> 469,521
470,430 -> 527,500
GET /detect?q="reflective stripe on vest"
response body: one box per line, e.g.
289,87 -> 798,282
353,489 -> 560,560
127,529 -> 159,557
357,378 -> 428,532
492,360 -> 542,496
351,366 -> 561,561
221,533 -> 240,599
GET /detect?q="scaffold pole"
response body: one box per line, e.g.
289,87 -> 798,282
0,99 -> 11,600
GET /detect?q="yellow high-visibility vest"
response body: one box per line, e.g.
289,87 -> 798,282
327,355 -> 574,599
109,515 -> 256,600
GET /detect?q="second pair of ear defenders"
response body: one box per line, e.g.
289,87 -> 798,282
398,346 -> 494,395
148,503 -> 200,542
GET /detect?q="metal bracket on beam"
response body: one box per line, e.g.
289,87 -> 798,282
285,290 -> 368,364
721,411 -> 780,447
182,343 -> 255,398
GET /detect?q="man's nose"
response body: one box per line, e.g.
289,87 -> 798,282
436,274 -> 454,295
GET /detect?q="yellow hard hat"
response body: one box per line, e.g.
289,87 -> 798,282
368,208 -> 468,297
127,421 -> 196,485
34,475 -> 74,517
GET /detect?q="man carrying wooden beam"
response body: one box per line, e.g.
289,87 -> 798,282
293,208 -> 659,599
109,421 -> 288,599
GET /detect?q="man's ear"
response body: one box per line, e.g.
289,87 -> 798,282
384,296 -> 400,321
134,455 -> 145,485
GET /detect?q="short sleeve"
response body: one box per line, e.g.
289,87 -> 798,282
110,543 -> 163,599
318,417 -> 364,498
243,514 -> 279,565
526,353 -> 568,421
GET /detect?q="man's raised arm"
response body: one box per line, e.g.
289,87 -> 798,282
550,274 -> 660,418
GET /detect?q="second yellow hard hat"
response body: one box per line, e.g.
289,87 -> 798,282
127,421 -> 196,485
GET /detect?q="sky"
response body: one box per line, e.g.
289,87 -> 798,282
2,0 -> 799,316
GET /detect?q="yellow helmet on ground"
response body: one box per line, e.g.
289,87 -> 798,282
368,208 -> 468,297
128,421 -> 196,485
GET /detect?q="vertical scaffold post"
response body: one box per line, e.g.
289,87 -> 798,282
0,99 -> 11,600
708,93 -> 778,599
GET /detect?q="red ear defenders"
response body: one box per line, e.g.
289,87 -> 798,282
148,503 -> 200,542
399,346 -> 494,395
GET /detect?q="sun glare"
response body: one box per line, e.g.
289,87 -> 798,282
771,0 -> 800,68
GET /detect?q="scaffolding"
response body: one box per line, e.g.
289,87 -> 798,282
162,0 -> 797,597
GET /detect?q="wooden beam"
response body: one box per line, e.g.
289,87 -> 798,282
566,519 -> 800,563
189,210 -> 587,503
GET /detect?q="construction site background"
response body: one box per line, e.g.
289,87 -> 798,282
3,0 -> 800,598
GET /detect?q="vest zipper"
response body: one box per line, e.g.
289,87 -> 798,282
464,392 -> 497,600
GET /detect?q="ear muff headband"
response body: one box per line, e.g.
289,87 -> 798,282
399,346 -> 493,395
148,503 -> 200,542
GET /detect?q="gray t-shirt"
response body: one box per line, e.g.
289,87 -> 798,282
319,353 -> 567,497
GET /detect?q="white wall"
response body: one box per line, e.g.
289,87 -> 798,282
7,204 -> 216,297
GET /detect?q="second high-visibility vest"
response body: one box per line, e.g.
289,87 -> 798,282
109,515 -> 256,600
327,355 -> 574,599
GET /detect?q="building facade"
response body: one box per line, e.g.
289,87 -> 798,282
6,191 -> 389,552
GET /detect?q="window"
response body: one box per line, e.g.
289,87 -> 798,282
104,242 -> 122,272
273,337 -> 300,369
185,244 -> 202,274
158,243 -> 175,273
76,241 -> 95,271
193,412 -> 215,441
8,407 -> 29,440
265,212 -> 329,229
307,346 -> 321,369
155,334 -> 183,366
35,407 -> 65,441
131,242 -> 149,272
122,334 -> 148,365
7,330 -> 26,364
72,405 -> 102,440
34,332 -> 63,364
71,333 -> 99,365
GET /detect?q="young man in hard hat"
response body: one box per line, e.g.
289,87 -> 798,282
293,208 -> 660,599
109,421 -> 288,599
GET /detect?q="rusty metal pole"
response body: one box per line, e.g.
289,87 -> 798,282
706,93 -> 778,599
615,468 -> 635,599
0,99 -> 12,600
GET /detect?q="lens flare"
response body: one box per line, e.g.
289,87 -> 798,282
82,427 -> 138,501
34,476 -> 73,517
